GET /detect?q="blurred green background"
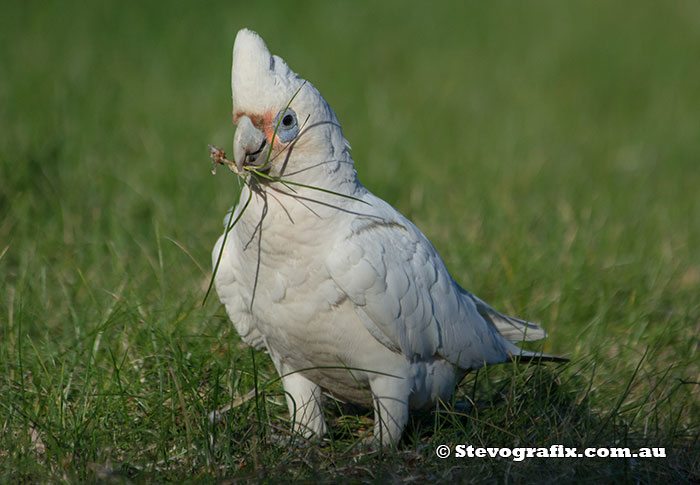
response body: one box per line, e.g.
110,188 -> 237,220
1,0 -> 698,481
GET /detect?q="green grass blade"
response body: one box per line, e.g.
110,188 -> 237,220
248,168 -> 370,205
201,187 -> 254,307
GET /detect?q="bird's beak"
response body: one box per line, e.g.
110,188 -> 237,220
233,115 -> 267,172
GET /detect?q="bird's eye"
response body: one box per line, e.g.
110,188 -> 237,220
273,108 -> 299,143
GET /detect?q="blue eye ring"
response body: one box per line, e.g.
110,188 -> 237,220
274,108 -> 299,143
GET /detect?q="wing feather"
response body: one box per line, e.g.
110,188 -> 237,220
326,196 -> 512,369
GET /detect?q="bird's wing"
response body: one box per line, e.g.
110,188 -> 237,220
326,196 -> 512,369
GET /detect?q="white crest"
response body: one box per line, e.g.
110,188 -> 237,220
231,29 -> 305,116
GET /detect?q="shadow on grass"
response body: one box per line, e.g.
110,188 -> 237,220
195,358 -> 699,483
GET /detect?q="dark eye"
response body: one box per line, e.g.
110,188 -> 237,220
274,108 -> 299,143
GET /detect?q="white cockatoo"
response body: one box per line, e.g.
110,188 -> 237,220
213,29 -> 565,445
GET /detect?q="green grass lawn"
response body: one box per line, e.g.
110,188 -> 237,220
1,1 -> 698,482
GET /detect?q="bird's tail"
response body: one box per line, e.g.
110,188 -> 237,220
471,293 -> 547,342
465,290 -> 569,363
506,344 -> 570,363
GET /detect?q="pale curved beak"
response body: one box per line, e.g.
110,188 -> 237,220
233,115 -> 267,171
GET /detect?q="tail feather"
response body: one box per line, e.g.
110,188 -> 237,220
490,313 -> 547,342
505,342 -> 570,363
471,294 -> 547,342
462,290 -> 568,362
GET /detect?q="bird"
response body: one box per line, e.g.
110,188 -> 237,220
212,28 -> 566,446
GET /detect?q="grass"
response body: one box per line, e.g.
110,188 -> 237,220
1,0 -> 699,482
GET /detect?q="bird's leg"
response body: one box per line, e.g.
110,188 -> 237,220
369,376 -> 410,446
280,368 -> 327,439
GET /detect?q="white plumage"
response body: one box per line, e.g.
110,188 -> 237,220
213,29 -> 564,445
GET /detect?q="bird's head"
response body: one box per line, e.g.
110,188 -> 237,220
231,29 -> 349,181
